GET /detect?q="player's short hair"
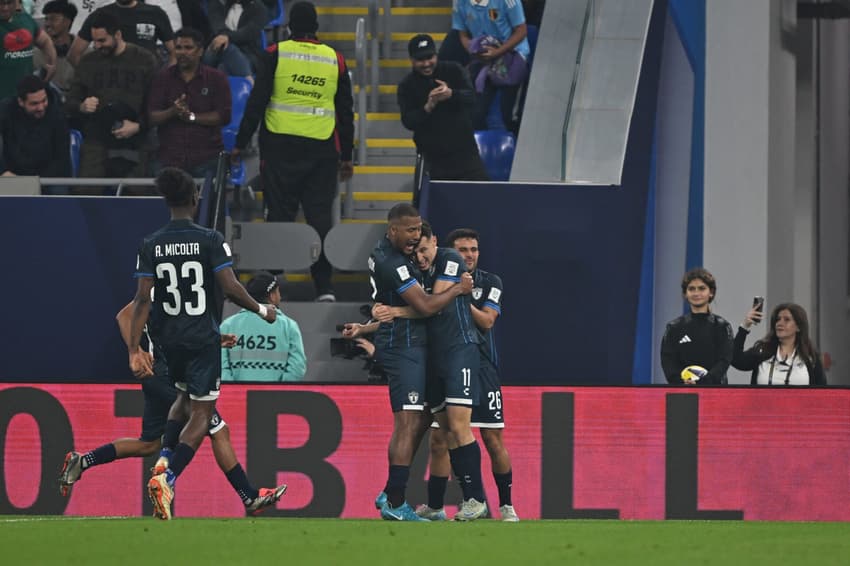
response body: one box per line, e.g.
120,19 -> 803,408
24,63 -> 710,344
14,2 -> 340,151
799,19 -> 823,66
16,75 -> 46,100
387,203 -> 419,223
156,167 -> 197,207
681,267 -> 717,301
89,10 -> 121,36
445,228 -> 479,248
175,27 -> 204,47
420,220 -> 434,240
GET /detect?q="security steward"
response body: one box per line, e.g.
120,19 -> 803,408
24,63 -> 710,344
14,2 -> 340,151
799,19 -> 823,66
232,1 -> 354,303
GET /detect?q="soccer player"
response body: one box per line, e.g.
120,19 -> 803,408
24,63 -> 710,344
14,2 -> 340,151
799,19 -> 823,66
416,228 -> 519,522
369,204 -> 473,521
374,221 -> 488,521
127,167 -> 277,520
57,301 -> 286,515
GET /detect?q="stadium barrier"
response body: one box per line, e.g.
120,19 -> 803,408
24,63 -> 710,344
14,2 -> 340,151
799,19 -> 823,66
1,384 -> 848,520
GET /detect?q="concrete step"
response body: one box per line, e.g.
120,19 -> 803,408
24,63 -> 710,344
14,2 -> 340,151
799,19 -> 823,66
355,112 -> 408,137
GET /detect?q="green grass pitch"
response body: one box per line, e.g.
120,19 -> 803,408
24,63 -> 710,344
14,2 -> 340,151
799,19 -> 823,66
2,517 -> 849,565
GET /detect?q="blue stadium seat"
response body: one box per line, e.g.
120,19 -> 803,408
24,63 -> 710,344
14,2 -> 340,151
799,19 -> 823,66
474,129 -> 516,181
69,129 -> 82,177
222,76 -> 253,186
266,0 -> 285,43
526,24 -> 539,69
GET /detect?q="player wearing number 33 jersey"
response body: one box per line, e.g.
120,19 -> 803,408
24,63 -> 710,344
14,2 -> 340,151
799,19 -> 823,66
136,223 -> 232,349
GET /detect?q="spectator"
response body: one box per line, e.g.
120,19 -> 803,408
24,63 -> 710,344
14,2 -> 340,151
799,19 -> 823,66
660,267 -> 734,385
452,0 -> 529,133
221,272 -> 307,382
0,0 -> 57,99
397,34 -> 488,181
232,1 -> 353,303
143,0 -> 213,45
34,0 -> 76,100
204,0 -> 267,80
732,302 -> 827,385
68,0 -> 174,67
0,75 -> 70,179
148,26 -> 231,179
65,10 -> 157,181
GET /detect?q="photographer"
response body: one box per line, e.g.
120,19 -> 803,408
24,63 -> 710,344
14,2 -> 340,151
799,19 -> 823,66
331,318 -> 386,383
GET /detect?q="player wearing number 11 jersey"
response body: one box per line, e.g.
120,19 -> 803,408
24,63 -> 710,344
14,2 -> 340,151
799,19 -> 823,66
128,167 -> 277,520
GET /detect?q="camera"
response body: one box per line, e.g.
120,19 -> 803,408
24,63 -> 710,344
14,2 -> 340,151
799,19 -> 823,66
330,337 -> 362,359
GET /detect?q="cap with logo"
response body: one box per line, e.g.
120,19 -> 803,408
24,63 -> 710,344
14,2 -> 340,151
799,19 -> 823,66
408,34 -> 437,60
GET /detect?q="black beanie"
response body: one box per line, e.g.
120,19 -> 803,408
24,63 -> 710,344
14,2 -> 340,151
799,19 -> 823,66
289,1 -> 319,34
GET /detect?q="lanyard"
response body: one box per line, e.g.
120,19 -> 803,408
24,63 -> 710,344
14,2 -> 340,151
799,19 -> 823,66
767,350 -> 797,385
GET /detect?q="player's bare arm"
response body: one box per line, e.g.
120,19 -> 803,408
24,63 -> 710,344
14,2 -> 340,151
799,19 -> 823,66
128,277 -> 155,378
470,304 -> 499,330
215,267 -> 277,323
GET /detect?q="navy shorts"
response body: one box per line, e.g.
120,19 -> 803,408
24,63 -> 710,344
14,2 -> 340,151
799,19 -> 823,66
140,375 -> 226,441
427,342 -> 479,412
163,342 -> 221,401
378,346 -> 427,412
470,357 -> 505,428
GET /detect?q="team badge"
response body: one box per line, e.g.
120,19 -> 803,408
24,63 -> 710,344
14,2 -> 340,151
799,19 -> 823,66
201,87 -> 209,96
488,287 -> 502,302
489,8 -> 499,21
397,265 -> 410,281
472,287 -> 483,300
445,261 -> 459,276
407,390 -> 419,404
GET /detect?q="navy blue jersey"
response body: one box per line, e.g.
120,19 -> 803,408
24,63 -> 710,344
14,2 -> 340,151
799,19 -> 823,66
471,268 -> 502,367
135,219 -> 232,348
369,236 -> 427,349
423,247 -> 481,348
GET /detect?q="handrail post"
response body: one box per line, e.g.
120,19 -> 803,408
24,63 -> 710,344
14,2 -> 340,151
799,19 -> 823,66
355,19 -> 368,167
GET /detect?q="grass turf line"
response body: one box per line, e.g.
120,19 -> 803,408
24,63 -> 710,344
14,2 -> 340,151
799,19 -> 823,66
1,518 -> 848,565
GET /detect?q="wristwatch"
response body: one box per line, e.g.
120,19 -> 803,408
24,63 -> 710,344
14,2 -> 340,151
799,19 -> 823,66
188,112 -> 196,122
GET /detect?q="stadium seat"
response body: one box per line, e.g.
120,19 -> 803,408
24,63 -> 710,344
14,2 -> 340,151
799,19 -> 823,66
526,24 -> 539,69
474,129 -> 516,181
222,76 -> 253,186
266,0 -> 286,43
69,129 -> 82,177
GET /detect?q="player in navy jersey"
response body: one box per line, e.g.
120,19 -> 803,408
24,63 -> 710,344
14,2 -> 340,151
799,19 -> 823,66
416,228 -> 519,521
369,203 -> 473,521
374,221 -> 487,521
128,167 -> 277,520
58,300 -> 286,515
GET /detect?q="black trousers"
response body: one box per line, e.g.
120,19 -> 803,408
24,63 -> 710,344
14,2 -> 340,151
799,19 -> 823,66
261,152 -> 338,296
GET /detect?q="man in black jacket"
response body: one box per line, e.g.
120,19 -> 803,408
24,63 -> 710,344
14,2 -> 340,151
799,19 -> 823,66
0,75 -> 70,181
397,34 -> 488,181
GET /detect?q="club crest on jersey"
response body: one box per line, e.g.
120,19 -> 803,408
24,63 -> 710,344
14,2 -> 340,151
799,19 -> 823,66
445,261 -> 459,276
396,265 -> 410,281
487,287 -> 502,302
472,287 -> 483,300
408,390 -> 419,404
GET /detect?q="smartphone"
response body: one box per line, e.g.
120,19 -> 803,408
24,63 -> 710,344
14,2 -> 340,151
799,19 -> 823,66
752,296 -> 765,323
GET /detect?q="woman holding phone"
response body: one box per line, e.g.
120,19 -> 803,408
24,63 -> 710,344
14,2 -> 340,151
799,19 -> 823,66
732,302 -> 827,385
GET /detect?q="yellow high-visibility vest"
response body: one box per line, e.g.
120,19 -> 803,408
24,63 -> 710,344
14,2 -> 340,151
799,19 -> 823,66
265,40 -> 339,139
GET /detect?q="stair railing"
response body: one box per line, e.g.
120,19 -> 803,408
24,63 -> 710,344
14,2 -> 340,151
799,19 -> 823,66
348,17 -> 369,220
